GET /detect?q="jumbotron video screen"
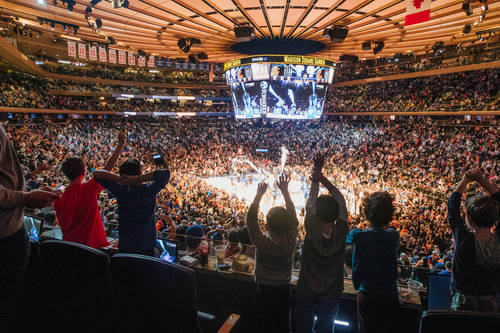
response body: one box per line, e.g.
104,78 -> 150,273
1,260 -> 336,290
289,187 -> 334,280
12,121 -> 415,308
225,57 -> 335,119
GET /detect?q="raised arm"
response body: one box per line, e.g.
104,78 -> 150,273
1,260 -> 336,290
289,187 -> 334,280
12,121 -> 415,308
465,169 -> 499,196
102,132 -> 125,171
246,182 -> 268,248
276,174 -> 298,224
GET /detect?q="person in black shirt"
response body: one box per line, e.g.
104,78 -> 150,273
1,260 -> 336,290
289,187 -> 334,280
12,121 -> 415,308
448,168 -> 499,312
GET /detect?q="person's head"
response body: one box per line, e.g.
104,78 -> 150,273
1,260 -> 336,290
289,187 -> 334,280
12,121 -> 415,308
119,159 -> 141,176
316,195 -> 339,224
266,207 -> 292,236
185,225 -> 203,250
465,195 -> 499,229
62,157 -> 85,181
228,228 -> 239,245
363,191 -> 394,228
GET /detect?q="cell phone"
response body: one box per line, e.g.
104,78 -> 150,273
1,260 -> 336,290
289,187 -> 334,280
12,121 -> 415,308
153,154 -> 164,166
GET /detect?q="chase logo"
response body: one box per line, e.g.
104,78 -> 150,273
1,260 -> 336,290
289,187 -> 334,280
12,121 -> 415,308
260,81 -> 268,89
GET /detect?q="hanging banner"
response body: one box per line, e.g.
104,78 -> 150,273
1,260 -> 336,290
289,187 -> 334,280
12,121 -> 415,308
138,55 -> 146,66
89,46 -> 97,61
67,41 -> 76,57
109,49 -> 117,63
99,47 -> 107,62
78,43 -> 86,59
147,55 -> 155,67
128,52 -> 136,66
118,50 -> 127,64
405,0 -> 431,26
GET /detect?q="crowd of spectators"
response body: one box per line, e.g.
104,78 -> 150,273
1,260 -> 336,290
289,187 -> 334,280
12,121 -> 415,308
3,115 -> 499,286
327,68 -> 500,112
334,45 -> 500,82
39,62 -> 227,84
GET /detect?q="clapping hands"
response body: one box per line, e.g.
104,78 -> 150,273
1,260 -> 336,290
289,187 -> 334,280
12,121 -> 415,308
256,182 -> 268,197
311,152 -> 325,182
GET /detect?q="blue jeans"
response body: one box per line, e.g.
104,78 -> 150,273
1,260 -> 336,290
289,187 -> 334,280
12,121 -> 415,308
295,290 -> 340,333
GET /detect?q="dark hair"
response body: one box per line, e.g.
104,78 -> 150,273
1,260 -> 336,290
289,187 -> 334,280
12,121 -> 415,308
185,225 -> 203,249
237,227 -> 252,245
61,157 -> 85,181
228,228 -> 239,244
466,195 -> 499,228
364,191 -> 394,228
119,159 -> 141,176
266,207 -> 291,235
316,195 -> 339,223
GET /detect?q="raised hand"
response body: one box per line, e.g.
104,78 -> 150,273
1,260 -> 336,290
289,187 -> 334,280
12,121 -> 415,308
465,168 -> 483,182
276,174 -> 291,193
23,190 -> 60,208
256,182 -> 268,198
312,151 -> 325,172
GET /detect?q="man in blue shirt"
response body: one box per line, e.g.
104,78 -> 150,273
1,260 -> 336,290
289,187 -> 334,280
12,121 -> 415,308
94,158 -> 170,256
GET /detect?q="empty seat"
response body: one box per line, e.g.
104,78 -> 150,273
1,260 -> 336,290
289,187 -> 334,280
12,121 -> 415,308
419,310 -> 500,333
110,254 -> 239,333
40,240 -> 112,333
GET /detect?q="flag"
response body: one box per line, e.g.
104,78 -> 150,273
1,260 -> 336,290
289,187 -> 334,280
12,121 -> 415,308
147,55 -> 155,67
405,0 -> 431,26
118,50 -> 127,64
89,46 -> 97,61
128,52 -> 136,65
68,41 -> 76,57
109,49 -> 117,63
99,47 -> 107,62
138,55 -> 145,66
78,43 -> 86,59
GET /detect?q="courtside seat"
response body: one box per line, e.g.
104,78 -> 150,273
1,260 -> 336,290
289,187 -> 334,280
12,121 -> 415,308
110,254 -> 239,333
39,240 -> 113,333
419,310 -> 500,333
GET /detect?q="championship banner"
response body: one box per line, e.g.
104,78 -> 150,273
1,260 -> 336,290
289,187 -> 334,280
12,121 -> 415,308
78,43 -> 86,59
405,0 -> 431,26
138,55 -> 146,67
118,50 -> 127,64
109,49 -> 117,63
89,46 -> 97,61
128,52 -> 136,66
99,47 -> 107,62
147,55 -> 155,67
67,41 -> 76,57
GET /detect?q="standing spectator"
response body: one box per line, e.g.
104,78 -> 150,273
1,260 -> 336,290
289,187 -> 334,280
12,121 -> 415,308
94,157 -> 170,256
53,133 -> 125,249
247,175 -> 298,333
352,191 -> 399,333
296,152 -> 348,333
448,169 -> 499,312
0,125 -> 59,332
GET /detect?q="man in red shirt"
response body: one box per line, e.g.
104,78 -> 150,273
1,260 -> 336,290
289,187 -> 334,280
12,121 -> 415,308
54,133 -> 125,249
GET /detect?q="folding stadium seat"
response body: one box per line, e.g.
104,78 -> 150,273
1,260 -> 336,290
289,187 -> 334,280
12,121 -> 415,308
419,310 -> 500,333
426,273 -> 452,311
110,254 -> 240,333
16,240 -> 43,333
39,240 -> 113,332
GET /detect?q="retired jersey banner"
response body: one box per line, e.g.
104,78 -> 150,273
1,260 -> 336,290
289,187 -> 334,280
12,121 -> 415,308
148,55 -> 155,67
128,52 -> 136,66
138,55 -> 146,66
405,0 -> 431,26
109,49 -> 117,63
118,50 -> 127,64
78,43 -> 86,59
89,46 -> 98,61
99,47 -> 107,62
67,41 -> 76,57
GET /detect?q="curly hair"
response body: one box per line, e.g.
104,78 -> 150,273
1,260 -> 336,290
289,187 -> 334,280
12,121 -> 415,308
363,191 -> 394,228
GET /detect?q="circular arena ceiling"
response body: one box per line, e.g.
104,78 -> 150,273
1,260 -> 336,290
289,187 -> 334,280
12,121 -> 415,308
1,0 -> 499,62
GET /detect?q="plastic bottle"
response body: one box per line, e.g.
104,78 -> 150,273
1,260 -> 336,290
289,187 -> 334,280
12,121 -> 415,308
199,238 -> 209,267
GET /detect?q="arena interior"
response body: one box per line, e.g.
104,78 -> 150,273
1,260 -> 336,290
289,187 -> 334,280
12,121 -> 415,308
0,0 -> 499,332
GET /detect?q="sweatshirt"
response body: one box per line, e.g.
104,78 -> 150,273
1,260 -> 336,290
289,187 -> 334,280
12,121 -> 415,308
0,125 -> 25,238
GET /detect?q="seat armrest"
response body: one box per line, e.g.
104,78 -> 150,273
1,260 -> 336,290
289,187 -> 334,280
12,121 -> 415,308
217,314 -> 240,333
